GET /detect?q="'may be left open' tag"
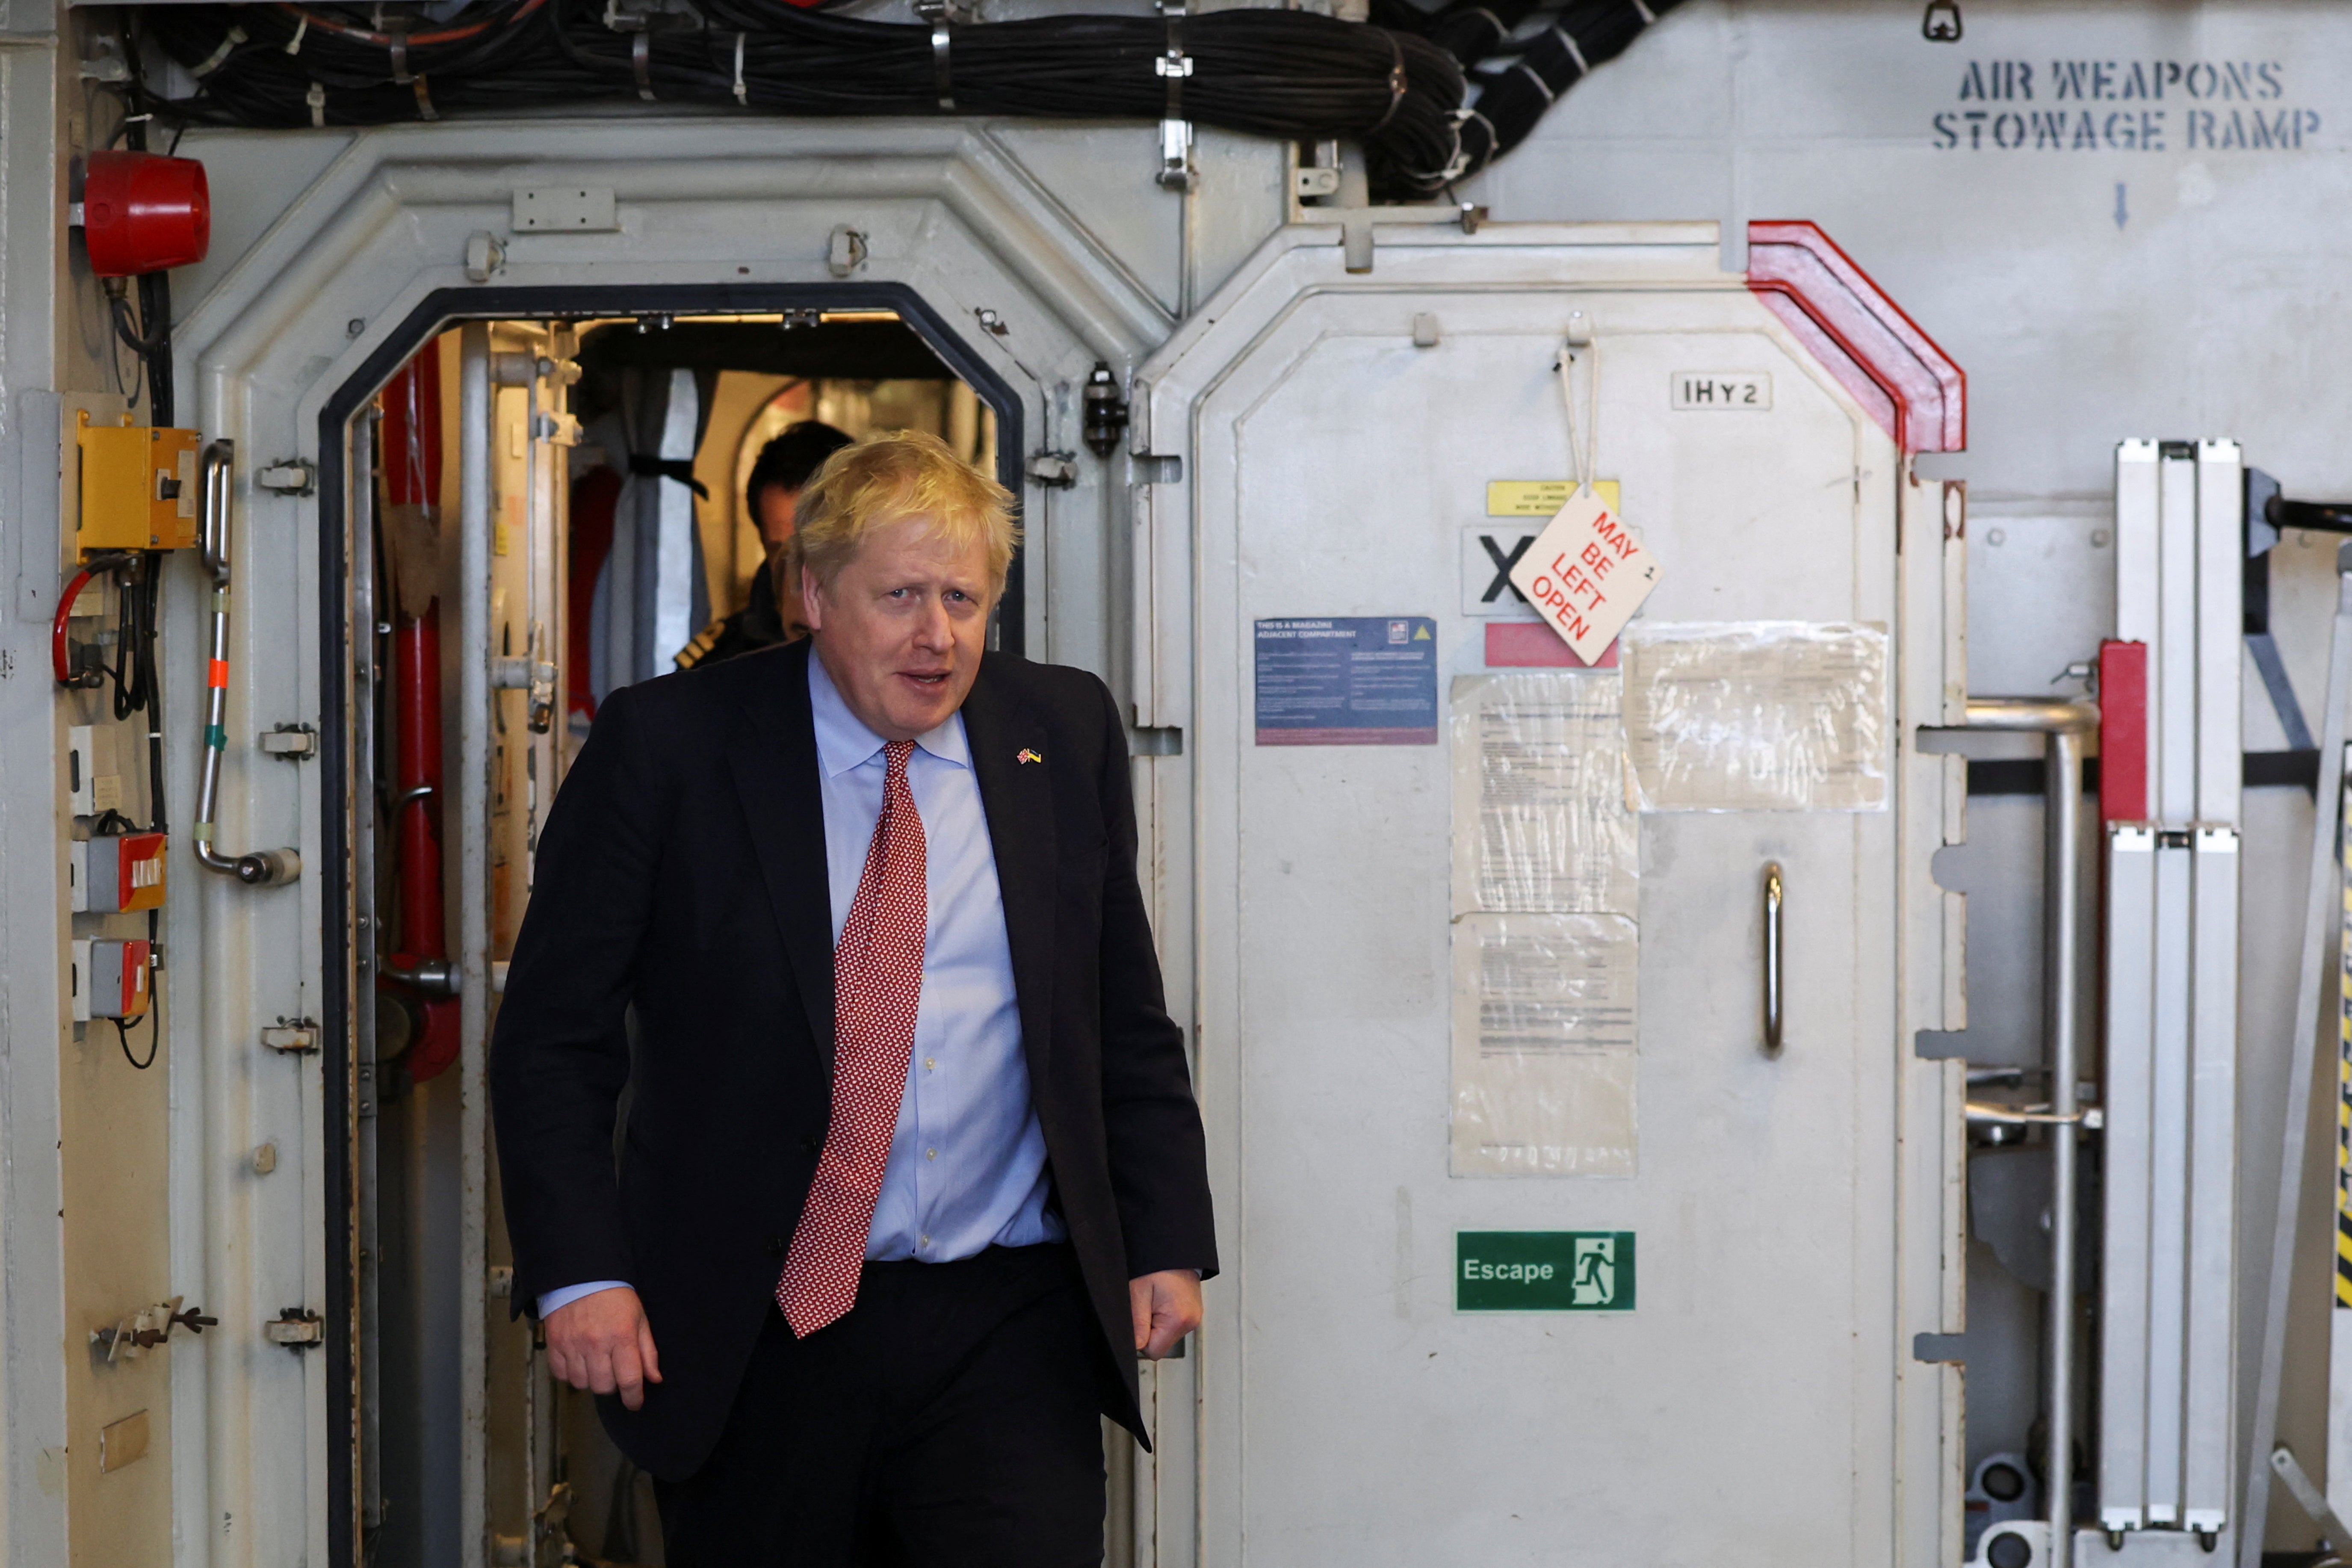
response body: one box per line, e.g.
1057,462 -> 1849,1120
1505,488 -> 1662,664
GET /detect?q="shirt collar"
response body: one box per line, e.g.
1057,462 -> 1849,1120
807,645 -> 971,779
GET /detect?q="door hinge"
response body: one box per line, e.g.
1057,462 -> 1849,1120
260,723 -> 317,759
264,1308 -> 323,1348
255,460 -> 315,496
1026,452 -> 1078,490
260,1019 -> 319,1054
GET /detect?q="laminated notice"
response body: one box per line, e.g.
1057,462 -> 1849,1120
1450,913 -> 1639,1176
1255,617 -> 1439,745
1450,673 -> 1637,918
1622,622 -> 1889,813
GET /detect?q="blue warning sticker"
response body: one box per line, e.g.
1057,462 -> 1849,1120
1253,617 -> 1439,746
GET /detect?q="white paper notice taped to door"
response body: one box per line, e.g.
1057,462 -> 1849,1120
1622,622 -> 1889,813
1451,913 -> 1638,1177
1449,672 -> 1637,917
1448,672 -> 1640,1176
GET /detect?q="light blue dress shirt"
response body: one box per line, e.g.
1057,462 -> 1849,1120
538,652 -> 1061,1320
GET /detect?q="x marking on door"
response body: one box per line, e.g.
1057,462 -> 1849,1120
1480,534 -> 1534,605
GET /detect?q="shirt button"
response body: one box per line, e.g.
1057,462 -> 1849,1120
926,1148 -> 938,1160
924,1057 -> 936,1071
919,1234 -> 931,1248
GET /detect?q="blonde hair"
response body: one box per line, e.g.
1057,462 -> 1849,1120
791,430 -> 1018,589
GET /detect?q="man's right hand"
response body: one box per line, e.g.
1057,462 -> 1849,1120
545,1286 -> 663,1411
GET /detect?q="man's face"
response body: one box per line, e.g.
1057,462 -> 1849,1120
802,516 -> 994,742
753,484 -> 799,551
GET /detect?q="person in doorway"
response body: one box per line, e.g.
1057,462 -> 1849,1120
673,419 -> 854,670
491,431 -> 1216,1566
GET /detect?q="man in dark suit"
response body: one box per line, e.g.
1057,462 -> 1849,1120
490,431 -> 1216,1565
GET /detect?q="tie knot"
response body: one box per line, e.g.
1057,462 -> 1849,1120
883,739 -> 916,780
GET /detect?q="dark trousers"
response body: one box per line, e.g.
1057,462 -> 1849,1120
654,1243 -> 1108,1567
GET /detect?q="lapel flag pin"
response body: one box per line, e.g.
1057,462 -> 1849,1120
1017,748 -> 1043,765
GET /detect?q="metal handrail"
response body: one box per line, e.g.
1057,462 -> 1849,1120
1931,694 -> 2098,1568
1760,862 -> 1784,1055
191,439 -> 299,888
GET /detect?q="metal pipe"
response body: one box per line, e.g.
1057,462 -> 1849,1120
1761,862 -> 1784,1055
456,322 -> 493,1568
2045,720 -> 2085,1568
193,442 -> 236,874
1952,695 -> 2099,1568
1963,697 -> 2100,735
351,405 -> 386,1534
191,440 -> 300,887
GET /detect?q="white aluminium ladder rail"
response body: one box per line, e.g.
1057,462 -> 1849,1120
2104,440 -> 2244,1556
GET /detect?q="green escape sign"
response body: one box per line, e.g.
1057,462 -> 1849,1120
1456,1231 -> 1636,1312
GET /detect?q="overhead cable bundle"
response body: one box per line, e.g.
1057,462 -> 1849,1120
1373,0 -> 1681,172
145,0 -> 1469,198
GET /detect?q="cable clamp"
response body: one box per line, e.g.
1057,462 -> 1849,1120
1154,0 -> 1196,192
931,19 -> 954,110
189,24 -> 246,79
633,30 -> 655,100
1367,33 -> 1407,133
1548,23 -> 1588,75
306,80 -> 327,127
283,15 -> 307,55
412,74 -> 438,121
732,30 -> 748,104
387,27 -> 411,83
1404,112 -> 1474,189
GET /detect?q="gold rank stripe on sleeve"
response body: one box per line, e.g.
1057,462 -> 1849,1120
674,620 -> 726,672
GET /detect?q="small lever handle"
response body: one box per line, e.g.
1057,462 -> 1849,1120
1761,862 -> 1784,1056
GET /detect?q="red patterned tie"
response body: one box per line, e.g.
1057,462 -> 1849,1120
779,739 -> 927,1336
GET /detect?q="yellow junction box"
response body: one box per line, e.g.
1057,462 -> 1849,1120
75,412 -> 199,558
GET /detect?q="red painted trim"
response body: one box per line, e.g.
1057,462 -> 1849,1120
2098,639 -> 2148,823
1484,622 -> 1618,668
1746,221 -> 1966,454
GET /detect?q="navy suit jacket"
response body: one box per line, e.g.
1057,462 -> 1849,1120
489,638 -> 1217,1479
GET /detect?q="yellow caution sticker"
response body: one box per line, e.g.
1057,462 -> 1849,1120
1487,479 -> 1619,517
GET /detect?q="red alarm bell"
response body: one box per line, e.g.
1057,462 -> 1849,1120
80,151 -> 210,278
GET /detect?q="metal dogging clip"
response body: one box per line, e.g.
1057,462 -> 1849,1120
1154,0 -> 1196,191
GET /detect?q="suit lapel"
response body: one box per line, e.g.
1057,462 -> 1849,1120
960,660 -> 1058,1086
726,641 -> 837,1068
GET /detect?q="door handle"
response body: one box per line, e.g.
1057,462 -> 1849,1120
1761,862 -> 1784,1056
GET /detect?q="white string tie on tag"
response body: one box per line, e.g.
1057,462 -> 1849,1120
1556,330 -> 1599,498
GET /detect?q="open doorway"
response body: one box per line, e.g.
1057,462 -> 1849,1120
338,299 -> 1017,1568
562,311 -> 1002,721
